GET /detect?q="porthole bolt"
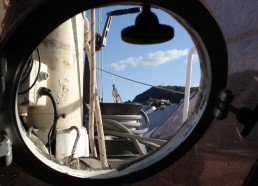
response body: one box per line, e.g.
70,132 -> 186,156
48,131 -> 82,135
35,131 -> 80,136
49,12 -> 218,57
213,89 -> 258,136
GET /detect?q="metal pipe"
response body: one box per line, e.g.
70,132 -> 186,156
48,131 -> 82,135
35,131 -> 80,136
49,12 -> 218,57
69,126 -> 80,162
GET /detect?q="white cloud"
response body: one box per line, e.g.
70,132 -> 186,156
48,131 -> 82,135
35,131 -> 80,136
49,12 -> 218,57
191,82 -> 200,87
192,53 -> 199,63
111,49 -> 189,70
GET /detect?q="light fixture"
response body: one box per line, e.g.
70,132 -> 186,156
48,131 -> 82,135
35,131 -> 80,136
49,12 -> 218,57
121,0 -> 174,44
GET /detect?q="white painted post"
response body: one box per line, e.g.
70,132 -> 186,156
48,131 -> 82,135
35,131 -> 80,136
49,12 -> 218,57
182,46 -> 196,123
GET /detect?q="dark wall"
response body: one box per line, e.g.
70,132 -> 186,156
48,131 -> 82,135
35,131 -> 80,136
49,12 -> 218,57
134,1 -> 258,185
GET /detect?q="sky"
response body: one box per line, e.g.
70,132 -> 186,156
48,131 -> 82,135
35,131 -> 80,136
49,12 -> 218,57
90,5 -> 200,103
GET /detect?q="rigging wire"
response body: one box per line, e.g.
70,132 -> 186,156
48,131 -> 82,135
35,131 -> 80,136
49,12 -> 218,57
98,8 -> 104,102
97,67 -> 185,94
105,47 -> 123,102
105,47 -> 115,85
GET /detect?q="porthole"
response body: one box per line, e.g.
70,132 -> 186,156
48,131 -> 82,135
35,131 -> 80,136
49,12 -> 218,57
0,0 -> 227,185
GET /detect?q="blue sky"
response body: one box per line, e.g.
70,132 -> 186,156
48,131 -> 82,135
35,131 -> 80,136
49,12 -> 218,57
91,5 -> 200,102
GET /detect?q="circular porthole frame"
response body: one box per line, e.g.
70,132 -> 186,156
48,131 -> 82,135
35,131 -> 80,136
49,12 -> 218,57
0,0 -> 228,185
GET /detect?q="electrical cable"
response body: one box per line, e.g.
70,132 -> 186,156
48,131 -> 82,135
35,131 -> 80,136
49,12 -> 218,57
38,87 -> 62,155
20,56 -> 33,85
18,48 -> 41,95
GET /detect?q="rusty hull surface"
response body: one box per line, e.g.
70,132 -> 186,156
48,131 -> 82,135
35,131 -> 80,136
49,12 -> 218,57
1,0 -> 258,185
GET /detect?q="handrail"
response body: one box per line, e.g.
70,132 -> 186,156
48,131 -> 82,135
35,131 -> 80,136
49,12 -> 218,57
182,46 -> 196,123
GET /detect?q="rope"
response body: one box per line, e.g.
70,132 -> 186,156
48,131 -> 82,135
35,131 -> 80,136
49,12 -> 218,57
103,120 -> 145,156
88,9 -> 97,158
89,9 -> 108,168
98,8 -> 104,101
85,109 -> 167,156
104,130 -> 166,147
102,110 -> 150,135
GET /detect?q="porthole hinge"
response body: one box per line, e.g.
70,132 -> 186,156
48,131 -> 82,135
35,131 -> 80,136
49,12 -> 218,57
212,89 -> 258,136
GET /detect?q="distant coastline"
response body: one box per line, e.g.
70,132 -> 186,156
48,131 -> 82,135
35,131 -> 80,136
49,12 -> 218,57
132,86 -> 199,104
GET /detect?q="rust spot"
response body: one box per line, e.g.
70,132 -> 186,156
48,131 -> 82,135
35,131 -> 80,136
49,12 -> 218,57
63,59 -> 70,65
